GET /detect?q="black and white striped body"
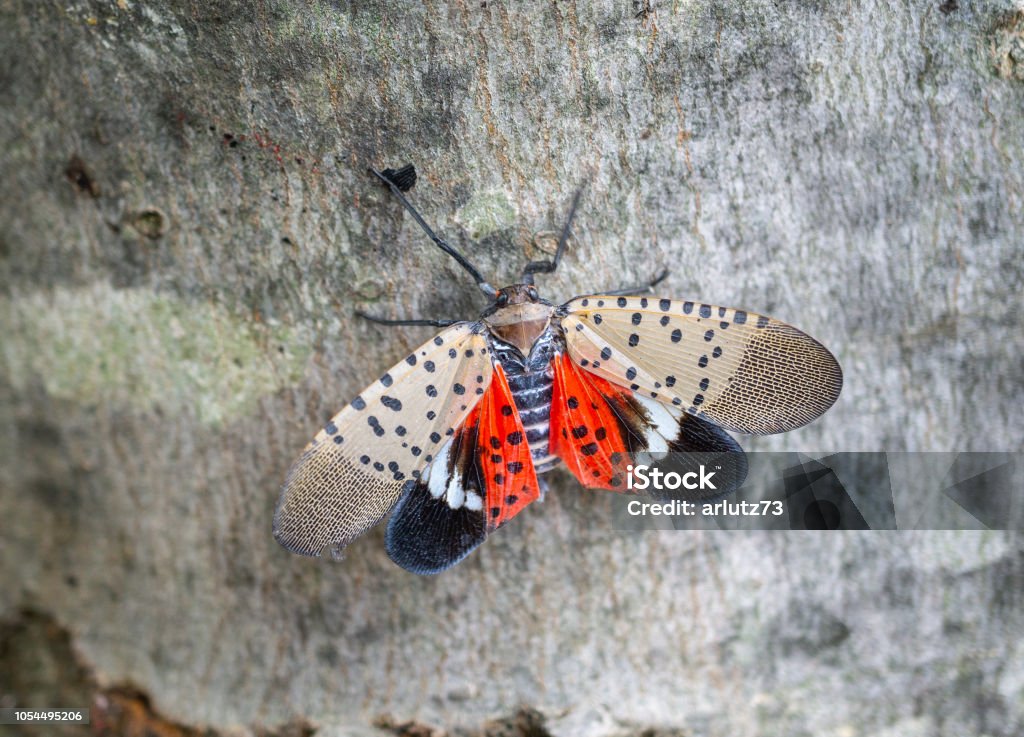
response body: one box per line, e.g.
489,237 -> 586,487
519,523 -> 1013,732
488,327 -> 565,474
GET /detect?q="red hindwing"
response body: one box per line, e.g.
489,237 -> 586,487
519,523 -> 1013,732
466,364 -> 540,530
549,352 -> 632,491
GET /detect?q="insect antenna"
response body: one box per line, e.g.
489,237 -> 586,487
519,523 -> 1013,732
521,188 -> 583,285
354,311 -> 461,328
599,268 -> 670,296
370,166 -> 497,299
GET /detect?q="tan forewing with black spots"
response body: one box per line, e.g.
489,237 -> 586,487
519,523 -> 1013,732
561,296 -> 842,435
273,322 -> 494,557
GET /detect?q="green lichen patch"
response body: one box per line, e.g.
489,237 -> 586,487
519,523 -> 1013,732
0,284 -> 310,427
455,191 -> 518,240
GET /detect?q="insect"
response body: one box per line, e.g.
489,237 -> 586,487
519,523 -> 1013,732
273,165 -> 843,574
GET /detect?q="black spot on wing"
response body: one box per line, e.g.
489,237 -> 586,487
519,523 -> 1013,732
367,416 -> 385,437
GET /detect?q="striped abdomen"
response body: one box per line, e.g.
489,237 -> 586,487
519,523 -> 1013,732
505,368 -> 560,473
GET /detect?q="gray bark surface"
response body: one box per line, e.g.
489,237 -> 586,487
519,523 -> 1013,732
1,1 -> 1023,736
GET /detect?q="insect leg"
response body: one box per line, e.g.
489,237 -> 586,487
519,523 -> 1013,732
355,311 -> 462,328
598,268 -> 670,296
521,188 -> 584,284
370,166 -> 497,299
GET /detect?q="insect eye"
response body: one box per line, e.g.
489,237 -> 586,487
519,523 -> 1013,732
496,292 -> 509,306
527,286 -> 539,301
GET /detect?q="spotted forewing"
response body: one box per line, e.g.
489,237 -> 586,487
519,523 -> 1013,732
561,296 -> 843,435
273,323 -> 493,558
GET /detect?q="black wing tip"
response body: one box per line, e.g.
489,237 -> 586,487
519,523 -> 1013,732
385,482 -> 487,575
385,544 -> 467,575
385,529 -> 482,575
379,163 -> 417,192
656,413 -> 749,499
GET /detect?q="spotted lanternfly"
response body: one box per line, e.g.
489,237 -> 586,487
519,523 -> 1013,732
273,165 -> 843,574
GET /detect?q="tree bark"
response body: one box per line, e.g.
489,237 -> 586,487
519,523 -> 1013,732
1,1 -> 1022,736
